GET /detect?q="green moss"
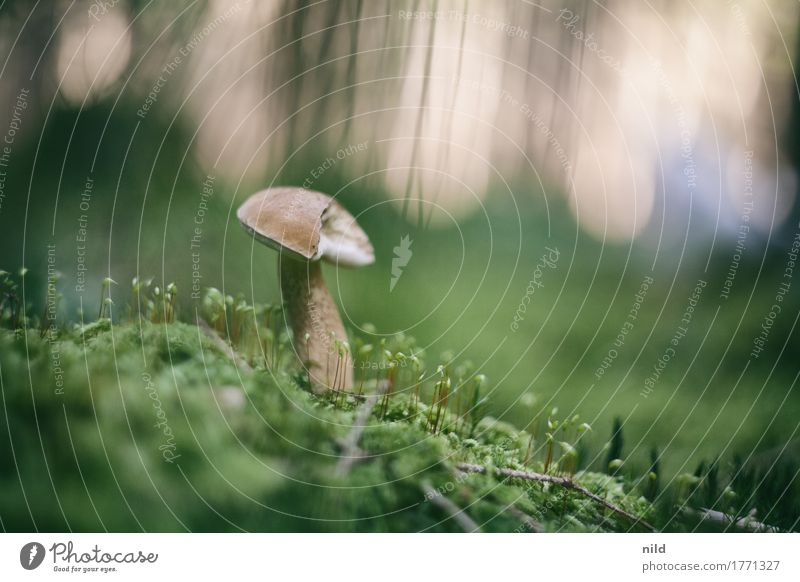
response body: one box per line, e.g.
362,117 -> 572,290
0,319 -> 661,532
3,285 -> 786,532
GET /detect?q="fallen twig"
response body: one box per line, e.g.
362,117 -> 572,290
456,462 -> 657,532
421,481 -> 481,532
683,506 -> 780,532
504,502 -> 544,533
334,380 -> 390,476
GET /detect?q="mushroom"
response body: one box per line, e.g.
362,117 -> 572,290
237,187 -> 374,393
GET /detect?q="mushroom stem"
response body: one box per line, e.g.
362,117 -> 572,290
280,257 -> 352,394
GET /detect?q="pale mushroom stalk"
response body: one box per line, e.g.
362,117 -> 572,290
238,187 -> 374,394
279,257 -> 351,392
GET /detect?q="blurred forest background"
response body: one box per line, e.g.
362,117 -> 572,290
2,0 -> 800,490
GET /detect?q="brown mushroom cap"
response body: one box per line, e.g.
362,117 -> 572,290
237,187 -> 374,267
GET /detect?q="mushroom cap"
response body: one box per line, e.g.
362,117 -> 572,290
237,187 -> 374,267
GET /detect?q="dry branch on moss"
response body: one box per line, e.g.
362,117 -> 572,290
421,481 -> 481,532
335,380 -> 391,476
683,506 -> 780,533
501,500 -> 544,533
455,462 -> 657,532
